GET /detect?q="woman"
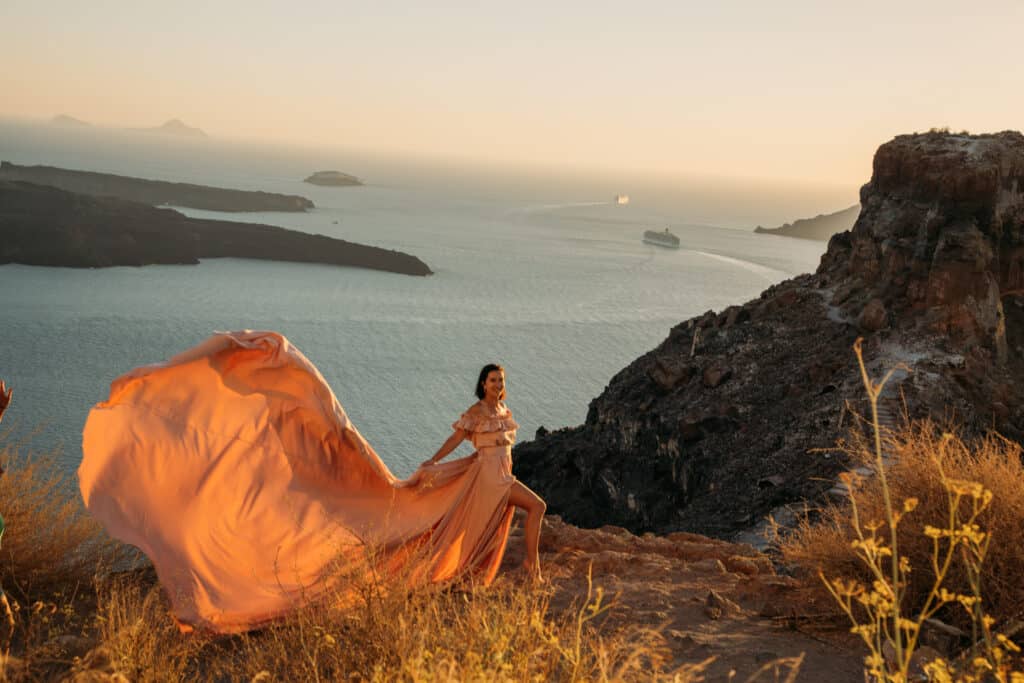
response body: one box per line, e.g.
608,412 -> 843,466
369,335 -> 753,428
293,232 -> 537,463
0,380 -> 12,627
424,364 -> 546,582
79,331 -> 545,634
0,380 -> 11,422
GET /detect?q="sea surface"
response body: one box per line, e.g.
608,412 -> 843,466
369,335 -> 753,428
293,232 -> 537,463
0,121 -> 833,477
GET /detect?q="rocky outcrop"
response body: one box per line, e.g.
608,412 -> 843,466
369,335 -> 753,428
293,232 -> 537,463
303,171 -> 362,187
754,204 -> 860,241
0,181 -> 432,276
514,131 -> 1024,540
0,162 -> 314,213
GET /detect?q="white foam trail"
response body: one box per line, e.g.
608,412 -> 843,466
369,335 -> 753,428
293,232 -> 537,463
512,201 -> 611,215
690,250 -> 789,283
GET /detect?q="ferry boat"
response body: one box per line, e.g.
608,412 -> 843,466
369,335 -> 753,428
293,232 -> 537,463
615,194 -> 630,205
642,228 -> 680,249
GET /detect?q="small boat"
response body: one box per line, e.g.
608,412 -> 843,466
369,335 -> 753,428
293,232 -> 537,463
615,194 -> 630,205
642,228 -> 680,249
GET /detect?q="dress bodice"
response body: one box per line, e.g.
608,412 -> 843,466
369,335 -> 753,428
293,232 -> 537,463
452,402 -> 519,449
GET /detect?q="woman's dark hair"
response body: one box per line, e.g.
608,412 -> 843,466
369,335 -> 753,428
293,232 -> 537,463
475,364 -> 505,400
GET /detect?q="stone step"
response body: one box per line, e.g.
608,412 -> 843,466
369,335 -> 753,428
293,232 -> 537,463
827,374 -> 906,503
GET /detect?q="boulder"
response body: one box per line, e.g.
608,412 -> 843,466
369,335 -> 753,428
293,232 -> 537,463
857,298 -> 888,331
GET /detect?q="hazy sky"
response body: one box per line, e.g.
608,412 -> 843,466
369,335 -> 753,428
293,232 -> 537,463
3,1 -> 1022,187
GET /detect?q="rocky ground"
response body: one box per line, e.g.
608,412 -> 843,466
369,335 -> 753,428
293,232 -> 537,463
514,130 -> 1024,543
502,516 -> 864,681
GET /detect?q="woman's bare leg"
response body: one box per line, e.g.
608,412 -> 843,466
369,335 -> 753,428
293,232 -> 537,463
508,481 -> 546,581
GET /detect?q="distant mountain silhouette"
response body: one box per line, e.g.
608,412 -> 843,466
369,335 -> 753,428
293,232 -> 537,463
136,119 -> 208,138
754,204 -> 860,241
51,114 -> 90,127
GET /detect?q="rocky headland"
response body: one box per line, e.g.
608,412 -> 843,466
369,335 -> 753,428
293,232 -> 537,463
754,204 -> 860,241
304,170 -> 362,187
0,162 -> 315,213
513,130 -> 1024,541
0,181 -> 432,275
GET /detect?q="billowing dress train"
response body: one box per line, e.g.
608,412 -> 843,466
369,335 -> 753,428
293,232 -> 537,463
78,330 -> 520,633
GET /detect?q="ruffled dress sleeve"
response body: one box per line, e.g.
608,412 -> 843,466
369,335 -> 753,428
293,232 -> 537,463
452,407 -> 520,434
452,411 -> 480,433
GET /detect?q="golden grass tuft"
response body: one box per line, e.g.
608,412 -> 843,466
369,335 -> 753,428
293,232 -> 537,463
53,555 -> 685,682
0,441 -> 127,598
781,419 -> 1024,631
68,559 -> 680,681
203,569 -> 673,681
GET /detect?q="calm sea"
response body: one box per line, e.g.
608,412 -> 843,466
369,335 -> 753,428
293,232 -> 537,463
0,121 -> 833,477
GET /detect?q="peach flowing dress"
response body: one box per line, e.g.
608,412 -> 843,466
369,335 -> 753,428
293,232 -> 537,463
78,330 -> 519,633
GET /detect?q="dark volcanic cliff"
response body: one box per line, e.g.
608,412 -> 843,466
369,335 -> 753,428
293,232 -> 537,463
513,131 -> 1024,539
0,181 -> 432,276
0,162 -> 314,213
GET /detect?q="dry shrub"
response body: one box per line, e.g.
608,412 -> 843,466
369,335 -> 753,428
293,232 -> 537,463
0,437 -> 135,681
77,574 -> 196,681
782,419 -> 1024,631
0,439 -> 128,598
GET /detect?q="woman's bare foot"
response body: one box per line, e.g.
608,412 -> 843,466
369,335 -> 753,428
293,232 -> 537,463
521,562 -> 545,585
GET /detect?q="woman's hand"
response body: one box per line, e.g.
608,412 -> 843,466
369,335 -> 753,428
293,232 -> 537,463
423,428 -> 466,469
0,380 -> 11,423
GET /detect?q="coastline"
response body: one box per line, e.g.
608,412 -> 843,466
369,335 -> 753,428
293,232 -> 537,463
0,161 -> 316,213
0,181 -> 432,276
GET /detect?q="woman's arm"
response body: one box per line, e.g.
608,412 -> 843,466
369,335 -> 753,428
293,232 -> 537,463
424,429 -> 468,466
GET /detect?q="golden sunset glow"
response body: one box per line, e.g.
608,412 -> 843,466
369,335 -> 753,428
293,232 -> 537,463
4,1 -> 1022,187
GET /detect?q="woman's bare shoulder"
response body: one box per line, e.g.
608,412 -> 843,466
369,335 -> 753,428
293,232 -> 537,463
464,401 -> 487,415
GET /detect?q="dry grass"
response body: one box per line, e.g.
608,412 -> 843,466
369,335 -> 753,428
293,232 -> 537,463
0,441 -> 128,599
68,565 -> 681,682
0,438 -> 694,682
780,340 -> 1024,679
781,419 -> 1024,632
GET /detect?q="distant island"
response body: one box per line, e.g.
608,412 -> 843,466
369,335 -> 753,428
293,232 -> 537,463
51,114 -> 90,127
47,115 -> 207,137
754,204 -> 859,240
135,119 -> 207,138
0,181 -> 431,276
304,170 -> 362,187
0,162 -> 315,213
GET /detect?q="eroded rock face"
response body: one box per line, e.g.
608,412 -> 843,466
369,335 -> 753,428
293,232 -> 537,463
821,132 -> 1024,360
513,131 -> 1024,539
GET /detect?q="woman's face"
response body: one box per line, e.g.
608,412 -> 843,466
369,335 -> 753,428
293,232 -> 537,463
483,370 -> 506,401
